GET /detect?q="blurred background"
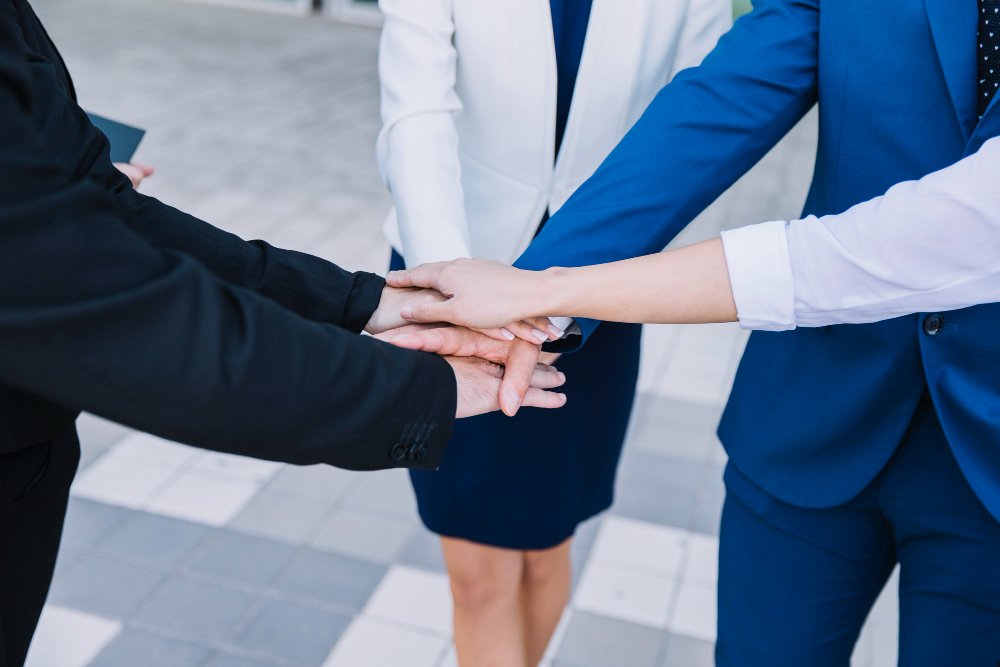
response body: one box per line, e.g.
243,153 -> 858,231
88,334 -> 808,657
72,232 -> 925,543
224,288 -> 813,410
25,0 -> 897,666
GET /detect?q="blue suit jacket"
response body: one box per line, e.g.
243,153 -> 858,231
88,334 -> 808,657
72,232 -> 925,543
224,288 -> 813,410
516,0 -> 1000,520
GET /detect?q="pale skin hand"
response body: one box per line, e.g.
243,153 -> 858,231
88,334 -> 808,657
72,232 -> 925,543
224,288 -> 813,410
385,238 -> 739,328
114,162 -> 155,189
376,325 -> 558,417
443,354 -> 567,418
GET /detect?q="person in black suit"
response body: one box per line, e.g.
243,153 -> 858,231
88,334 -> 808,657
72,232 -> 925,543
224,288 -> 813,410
0,2 -> 566,665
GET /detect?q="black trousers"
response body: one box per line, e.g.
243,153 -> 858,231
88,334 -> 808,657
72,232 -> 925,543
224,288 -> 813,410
0,428 -> 80,667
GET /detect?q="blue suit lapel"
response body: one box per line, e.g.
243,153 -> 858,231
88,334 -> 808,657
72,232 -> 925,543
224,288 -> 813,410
924,0 -> 979,141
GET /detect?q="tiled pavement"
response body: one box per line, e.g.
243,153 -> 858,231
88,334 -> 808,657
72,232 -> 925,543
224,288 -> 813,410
25,0 -> 899,665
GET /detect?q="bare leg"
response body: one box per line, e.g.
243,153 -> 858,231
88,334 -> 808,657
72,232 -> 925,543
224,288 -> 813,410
520,538 -> 573,666
442,537 -> 527,667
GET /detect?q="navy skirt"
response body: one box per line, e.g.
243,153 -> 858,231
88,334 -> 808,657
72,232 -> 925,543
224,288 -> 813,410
391,251 -> 642,550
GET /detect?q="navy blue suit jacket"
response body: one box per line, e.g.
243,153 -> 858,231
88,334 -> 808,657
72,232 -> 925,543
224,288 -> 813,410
0,0 -> 456,469
517,0 -> 1000,519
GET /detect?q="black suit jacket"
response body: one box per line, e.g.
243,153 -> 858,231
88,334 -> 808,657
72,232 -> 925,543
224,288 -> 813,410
0,0 -> 456,470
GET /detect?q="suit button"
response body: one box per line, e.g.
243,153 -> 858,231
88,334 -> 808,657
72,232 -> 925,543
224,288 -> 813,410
923,314 -> 944,336
389,442 -> 408,461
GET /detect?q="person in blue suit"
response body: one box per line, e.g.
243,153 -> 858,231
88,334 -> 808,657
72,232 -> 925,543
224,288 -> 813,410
389,0 -> 1000,663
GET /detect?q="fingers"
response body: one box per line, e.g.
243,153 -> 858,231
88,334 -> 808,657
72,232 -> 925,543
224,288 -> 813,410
386,263 -> 445,290
502,320 -> 552,344
498,340 -> 541,417
400,299 -> 458,325
521,388 -> 568,410
385,326 -> 510,364
529,364 -> 566,390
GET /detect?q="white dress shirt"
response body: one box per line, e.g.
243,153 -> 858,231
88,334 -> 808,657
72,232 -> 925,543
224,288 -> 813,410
722,136 -> 1000,330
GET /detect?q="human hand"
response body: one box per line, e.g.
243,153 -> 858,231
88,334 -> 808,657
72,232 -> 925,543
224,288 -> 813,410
386,259 -> 561,340
378,325 -> 550,417
114,162 -> 155,189
446,355 -> 566,418
365,286 -> 447,335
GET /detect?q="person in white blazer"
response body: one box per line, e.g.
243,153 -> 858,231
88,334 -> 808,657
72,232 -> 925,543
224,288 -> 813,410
376,1 -> 731,664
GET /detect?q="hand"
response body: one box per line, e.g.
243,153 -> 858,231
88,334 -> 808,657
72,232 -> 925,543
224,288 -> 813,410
114,162 -> 155,189
365,286 -> 446,335
446,355 -> 566,418
377,325 -> 550,417
387,258 -> 558,336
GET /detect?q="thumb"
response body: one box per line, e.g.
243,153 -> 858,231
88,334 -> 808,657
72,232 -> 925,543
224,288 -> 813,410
499,340 -> 540,417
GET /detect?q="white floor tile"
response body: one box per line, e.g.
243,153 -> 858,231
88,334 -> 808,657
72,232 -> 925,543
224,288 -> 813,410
25,606 -> 121,667
364,566 -> 453,636
189,451 -> 283,484
683,534 -> 720,584
668,579 -> 717,642
71,455 -> 177,509
573,560 -> 677,628
111,433 -> 199,469
323,617 -> 448,667
589,517 -> 687,577
145,471 -> 260,526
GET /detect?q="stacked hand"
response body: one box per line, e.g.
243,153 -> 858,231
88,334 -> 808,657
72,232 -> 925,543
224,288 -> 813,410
366,275 -> 564,418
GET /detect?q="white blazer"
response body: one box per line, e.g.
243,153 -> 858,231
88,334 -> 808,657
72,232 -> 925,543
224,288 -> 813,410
376,0 -> 732,267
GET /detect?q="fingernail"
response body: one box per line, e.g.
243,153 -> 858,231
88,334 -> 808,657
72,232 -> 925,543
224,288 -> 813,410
532,329 -> 548,343
558,393 -> 567,402
547,324 -> 564,338
500,328 -> 515,340
504,389 -> 522,412
400,306 -> 414,320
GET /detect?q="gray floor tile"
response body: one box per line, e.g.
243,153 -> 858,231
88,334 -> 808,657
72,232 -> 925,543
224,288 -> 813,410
556,612 -> 666,667
229,489 -> 334,545
690,472 -> 726,537
611,452 -> 714,531
309,506 -> 415,564
343,468 -> 417,518
135,577 -> 258,642
397,529 -> 446,574
265,464 -> 360,501
89,629 -> 212,667
661,633 -> 715,667
187,530 -> 296,588
61,497 -> 129,548
47,553 -> 166,619
204,653 -> 279,667
232,598 -> 351,666
101,511 -> 212,569
632,396 -> 724,434
274,548 -> 386,611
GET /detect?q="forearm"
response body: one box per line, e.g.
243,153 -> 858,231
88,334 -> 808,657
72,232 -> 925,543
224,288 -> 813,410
542,239 -> 737,324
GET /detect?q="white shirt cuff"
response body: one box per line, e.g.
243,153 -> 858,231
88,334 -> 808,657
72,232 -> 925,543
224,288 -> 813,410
547,316 -> 580,337
720,221 -> 797,331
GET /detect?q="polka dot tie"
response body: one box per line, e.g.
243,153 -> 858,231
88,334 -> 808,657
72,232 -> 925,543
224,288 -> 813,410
980,0 -> 1000,117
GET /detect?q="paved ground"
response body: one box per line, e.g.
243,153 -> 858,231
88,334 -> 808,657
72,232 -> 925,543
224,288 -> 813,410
25,0 -> 898,665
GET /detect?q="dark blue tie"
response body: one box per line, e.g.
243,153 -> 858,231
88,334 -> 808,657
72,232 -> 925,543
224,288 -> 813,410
980,0 -> 1000,117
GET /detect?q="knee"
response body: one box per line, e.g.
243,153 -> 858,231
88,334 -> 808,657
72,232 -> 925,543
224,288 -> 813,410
447,554 -> 521,611
522,547 -> 570,590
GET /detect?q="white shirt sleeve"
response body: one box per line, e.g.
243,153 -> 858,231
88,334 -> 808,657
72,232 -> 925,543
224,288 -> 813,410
721,136 -> 1000,330
376,0 -> 472,267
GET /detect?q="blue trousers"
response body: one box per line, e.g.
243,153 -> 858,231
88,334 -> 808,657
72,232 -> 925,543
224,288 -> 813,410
717,393 -> 1000,666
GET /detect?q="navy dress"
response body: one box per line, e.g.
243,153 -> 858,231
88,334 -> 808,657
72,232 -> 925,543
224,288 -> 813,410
392,0 -> 642,550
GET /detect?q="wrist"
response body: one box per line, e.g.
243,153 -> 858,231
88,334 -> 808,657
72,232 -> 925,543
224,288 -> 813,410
539,267 -> 572,316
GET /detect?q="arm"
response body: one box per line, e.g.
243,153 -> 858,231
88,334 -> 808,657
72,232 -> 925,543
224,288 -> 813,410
514,0 -> 820,346
10,11 -> 396,334
0,22 -> 456,471
387,137 -> 1000,330
375,0 -> 471,267
722,136 -> 1000,328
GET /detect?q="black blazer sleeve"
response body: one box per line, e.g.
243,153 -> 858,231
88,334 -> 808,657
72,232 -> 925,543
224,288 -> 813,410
14,0 -> 382,334
0,7 -> 456,470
